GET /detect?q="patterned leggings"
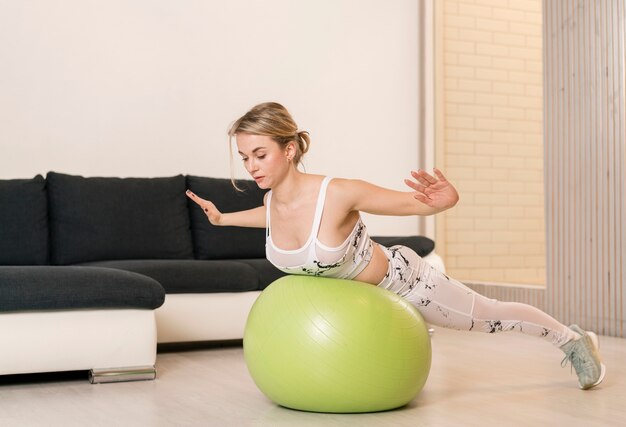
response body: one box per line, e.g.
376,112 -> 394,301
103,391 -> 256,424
377,245 -> 577,347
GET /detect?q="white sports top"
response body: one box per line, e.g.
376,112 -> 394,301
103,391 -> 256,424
265,176 -> 374,279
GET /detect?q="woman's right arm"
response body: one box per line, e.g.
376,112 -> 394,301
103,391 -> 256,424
185,190 -> 266,228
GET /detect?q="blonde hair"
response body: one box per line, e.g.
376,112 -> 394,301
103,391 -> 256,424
228,102 -> 310,190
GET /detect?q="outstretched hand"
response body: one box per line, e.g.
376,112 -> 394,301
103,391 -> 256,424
186,190 -> 222,225
404,168 -> 459,211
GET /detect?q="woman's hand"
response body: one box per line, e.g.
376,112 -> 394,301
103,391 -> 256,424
186,190 -> 223,225
404,168 -> 459,211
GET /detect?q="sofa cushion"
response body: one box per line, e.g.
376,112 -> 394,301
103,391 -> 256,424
187,176 -> 268,259
372,235 -> 435,257
0,266 -> 165,311
237,258 -> 286,290
80,259 -> 260,293
47,172 -> 194,264
0,175 -> 48,265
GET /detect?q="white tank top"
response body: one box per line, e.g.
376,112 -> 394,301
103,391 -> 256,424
265,176 -> 374,279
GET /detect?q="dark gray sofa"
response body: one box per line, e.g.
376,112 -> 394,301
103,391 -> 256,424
0,172 -> 436,383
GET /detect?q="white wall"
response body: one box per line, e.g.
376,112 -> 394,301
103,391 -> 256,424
0,0 -> 421,235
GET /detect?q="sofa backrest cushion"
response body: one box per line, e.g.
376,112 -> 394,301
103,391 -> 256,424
47,172 -> 194,264
187,176 -> 268,259
0,175 -> 49,265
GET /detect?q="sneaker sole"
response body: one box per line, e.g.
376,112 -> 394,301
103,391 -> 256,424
582,331 -> 606,390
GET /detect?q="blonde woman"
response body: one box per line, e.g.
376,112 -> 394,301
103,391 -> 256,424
187,102 -> 605,390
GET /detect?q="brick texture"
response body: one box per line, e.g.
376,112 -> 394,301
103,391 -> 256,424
441,0 -> 544,286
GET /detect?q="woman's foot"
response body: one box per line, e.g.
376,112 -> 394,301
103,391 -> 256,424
560,324 -> 606,390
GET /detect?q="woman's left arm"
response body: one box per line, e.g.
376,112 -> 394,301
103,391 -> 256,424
338,168 -> 459,216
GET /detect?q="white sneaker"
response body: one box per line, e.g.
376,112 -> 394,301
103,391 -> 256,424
560,324 -> 606,390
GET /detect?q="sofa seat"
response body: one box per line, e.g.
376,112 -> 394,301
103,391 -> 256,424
147,251 -> 445,345
80,259 -> 272,293
0,266 -> 164,310
0,266 -> 165,383
236,259 -> 286,290
77,259 -> 286,343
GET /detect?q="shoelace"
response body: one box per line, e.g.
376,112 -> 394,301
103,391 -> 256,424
560,346 -> 592,375
560,349 -> 577,373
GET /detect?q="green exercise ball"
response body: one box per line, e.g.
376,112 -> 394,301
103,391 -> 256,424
243,275 -> 432,413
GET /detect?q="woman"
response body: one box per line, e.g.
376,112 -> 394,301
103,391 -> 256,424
186,102 -> 605,390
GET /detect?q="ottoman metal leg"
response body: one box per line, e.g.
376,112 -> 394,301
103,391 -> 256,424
89,365 -> 156,384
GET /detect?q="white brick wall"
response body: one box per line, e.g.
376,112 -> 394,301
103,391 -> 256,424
440,0 -> 545,285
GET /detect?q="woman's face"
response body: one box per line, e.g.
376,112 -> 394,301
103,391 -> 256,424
236,133 -> 291,189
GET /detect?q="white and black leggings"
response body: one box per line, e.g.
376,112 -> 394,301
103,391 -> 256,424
377,245 -> 577,347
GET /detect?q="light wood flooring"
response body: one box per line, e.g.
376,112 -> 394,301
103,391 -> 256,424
1,326 -> 624,427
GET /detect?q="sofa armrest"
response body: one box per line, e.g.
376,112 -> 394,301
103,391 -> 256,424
371,235 -> 435,257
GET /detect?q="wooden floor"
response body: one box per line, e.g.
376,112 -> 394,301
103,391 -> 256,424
1,327 -> 624,427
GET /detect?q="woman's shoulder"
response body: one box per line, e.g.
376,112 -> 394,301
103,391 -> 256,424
327,176 -> 361,190
326,177 -> 363,206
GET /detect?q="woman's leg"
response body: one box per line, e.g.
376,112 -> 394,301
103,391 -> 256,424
377,245 -> 605,389
377,245 -> 578,347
